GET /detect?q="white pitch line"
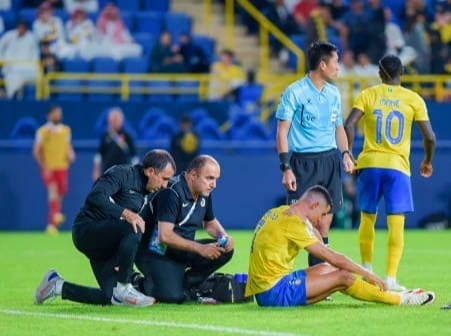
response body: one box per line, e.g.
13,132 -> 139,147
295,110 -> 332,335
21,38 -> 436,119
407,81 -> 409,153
0,308 -> 307,336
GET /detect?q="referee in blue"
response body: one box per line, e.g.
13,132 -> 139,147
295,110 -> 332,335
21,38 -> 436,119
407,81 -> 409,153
276,41 -> 354,266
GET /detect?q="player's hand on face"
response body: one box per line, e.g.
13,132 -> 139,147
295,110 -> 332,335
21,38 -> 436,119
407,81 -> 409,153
282,169 -> 297,192
420,161 -> 433,178
200,243 -> 223,260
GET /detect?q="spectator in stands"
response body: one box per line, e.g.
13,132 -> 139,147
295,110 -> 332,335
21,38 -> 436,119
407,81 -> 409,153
33,1 -> 75,59
25,0 -> 63,8
208,49 -> 245,101
170,115 -> 200,174
385,9 -> 417,68
293,0 -> 319,32
265,0 -> 299,55
96,3 -> 142,60
404,8 -> 430,73
430,1 -> 451,46
151,31 -> 186,73
340,0 -> 370,57
40,40 -> 60,74
63,0 -> 98,13
0,0 -> 11,10
33,105 -> 75,234
0,16 -> 4,35
366,0 -> 386,64
429,28 -> 449,74
92,107 -> 138,181
0,21 -> 39,98
65,8 -> 97,60
354,52 -> 379,78
327,0 -> 349,21
178,33 -> 210,73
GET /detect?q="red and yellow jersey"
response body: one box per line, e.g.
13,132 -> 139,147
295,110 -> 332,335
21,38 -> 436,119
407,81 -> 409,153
352,84 -> 429,176
245,206 -> 318,296
35,123 -> 72,170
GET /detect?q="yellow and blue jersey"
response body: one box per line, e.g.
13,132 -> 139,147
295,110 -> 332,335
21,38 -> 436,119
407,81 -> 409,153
245,205 -> 318,296
276,75 -> 342,153
353,84 -> 429,176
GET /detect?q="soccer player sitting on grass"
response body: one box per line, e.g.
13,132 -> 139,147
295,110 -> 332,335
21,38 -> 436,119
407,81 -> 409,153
245,185 -> 435,307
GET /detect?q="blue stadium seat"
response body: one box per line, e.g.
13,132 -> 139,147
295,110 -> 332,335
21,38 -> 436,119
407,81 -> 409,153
92,57 -> 120,73
61,58 -> 90,72
53,79 -> 84,101
139,107 -> 167,134
194,117 -> 224,140
164,12 -> 192,37
53,9 -> 69,23
122,57 -> 149,73
18,8 -> 36,27
191,35 -> 216,62
135,12 -> 163,36
116,0 -> 139,12
23,84 -> 36,100
0,10 -> 16,30
147,80 -> 173,102
132,33 -> 156,56
237,83 -> 263,110
142,0 -> 170,12
189,107 -> 210,126
140,115 -> 177,141
10,116 -> 39,140
120,11 -> 133,31
229,118 -> 270,141
175,81 -> 200,102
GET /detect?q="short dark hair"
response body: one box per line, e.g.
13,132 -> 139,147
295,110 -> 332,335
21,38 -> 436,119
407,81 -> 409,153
305,185 -> 333,210
142,149 -> 176,173
307,41 -> 338,70
186,155 -> 218,174
378,54 -> 403,81
47,105 -> 61,114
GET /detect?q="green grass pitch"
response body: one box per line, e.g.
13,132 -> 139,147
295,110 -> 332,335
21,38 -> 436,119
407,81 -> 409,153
0,230 -> 450,336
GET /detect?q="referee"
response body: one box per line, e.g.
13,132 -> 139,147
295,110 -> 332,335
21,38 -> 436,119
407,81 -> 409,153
135,155 -> 234,303
34,149 -> 176,307
276,41 -> 354,266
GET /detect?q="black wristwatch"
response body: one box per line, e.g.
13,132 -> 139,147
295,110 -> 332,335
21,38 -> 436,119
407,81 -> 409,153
280,162 -> 291,172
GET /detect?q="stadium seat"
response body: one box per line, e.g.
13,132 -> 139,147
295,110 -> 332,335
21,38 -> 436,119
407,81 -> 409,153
189,107 -> 210,126
132,33 -> 156,56
18,8 -> 36,27
10,116 -> 39,140
92,57 -> 120,73
142,0 -> 170,12
175,81 -> 200,102
135,12 -> 163,36
164,12 -> 192,37
139,107 -> 167,134
237,83 -> 263,110
194,117 -> 224,140
229,118 -> 271,141
116,0 -> 139,12
53,79 -> 84,101
120,11 -> 133,31
140,115 -> 177,141
61,58 -> 90,72
0,10 -> 16,30
23,84 -> 36,100
191,35 -> 216,62
122,57 -> 149,73
147,80 -> 173,102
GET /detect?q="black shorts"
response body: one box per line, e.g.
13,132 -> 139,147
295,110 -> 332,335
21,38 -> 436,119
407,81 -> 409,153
288,149 -> 343,213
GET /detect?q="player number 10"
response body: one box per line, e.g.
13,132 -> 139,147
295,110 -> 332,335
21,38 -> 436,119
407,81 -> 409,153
373,109 -> 404,145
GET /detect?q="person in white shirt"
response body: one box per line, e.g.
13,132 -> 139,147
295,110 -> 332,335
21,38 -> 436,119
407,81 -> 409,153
0,21 -> 39,98
33,2 -> 75,59
65,8 -> 97,59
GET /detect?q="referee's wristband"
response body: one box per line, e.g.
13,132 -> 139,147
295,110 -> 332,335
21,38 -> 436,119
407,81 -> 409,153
341,150 -> 354,161
279,152 -> 291,172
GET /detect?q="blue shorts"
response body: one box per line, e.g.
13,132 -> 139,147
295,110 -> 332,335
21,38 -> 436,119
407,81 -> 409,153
357,168 -> 413,214
255,270 -> 307,307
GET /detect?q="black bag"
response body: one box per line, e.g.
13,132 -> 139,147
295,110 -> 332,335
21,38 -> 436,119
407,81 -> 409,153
194,273 -> 253,303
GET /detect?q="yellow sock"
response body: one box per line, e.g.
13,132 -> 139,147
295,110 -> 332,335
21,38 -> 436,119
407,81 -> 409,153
359,212 -> 377,265
343,278 -> 400,305
386,214 -> 405,278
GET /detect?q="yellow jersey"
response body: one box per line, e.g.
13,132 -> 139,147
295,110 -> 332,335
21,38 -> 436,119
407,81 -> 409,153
35,123 -> 72,170
352,83 -> 429,176
245,206 -> 318,296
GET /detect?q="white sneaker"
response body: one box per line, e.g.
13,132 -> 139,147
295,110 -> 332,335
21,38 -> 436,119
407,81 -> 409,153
34,269 -> 63,304
111,283 -> 155,307
400,288 -> 435,306
386,278 -> 407,292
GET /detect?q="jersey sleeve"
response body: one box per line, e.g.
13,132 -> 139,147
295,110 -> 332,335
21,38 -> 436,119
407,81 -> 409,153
352,90 -> 367,113
156,189 -> 181,224
285,218 -> 318,249
275,86 -> 297,121
412,95 -> 429,121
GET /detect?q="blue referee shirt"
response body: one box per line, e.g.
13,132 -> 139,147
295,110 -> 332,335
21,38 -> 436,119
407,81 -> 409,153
276,75 -> 342,153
